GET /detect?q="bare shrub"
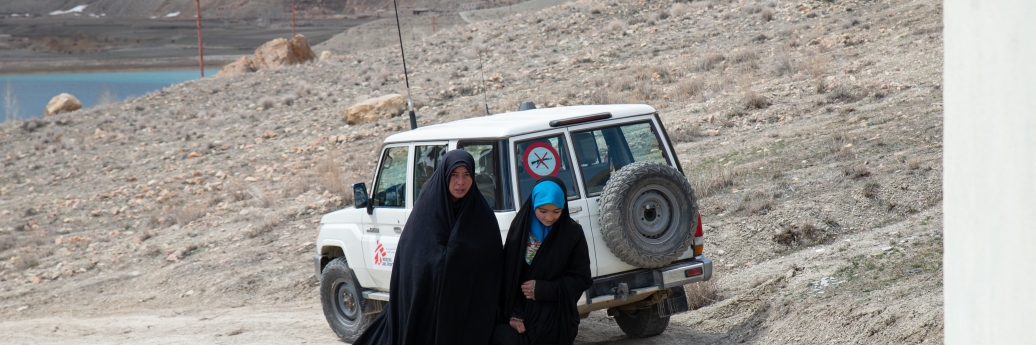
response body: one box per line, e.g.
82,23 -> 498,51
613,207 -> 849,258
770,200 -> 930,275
281,95 -> 296,106
863,182 -> 881,199
605,19 -> 626,34
907,158 -> 922,170
685,280 -> 718,310
761,8 -> 775,22
771,54 -> 797,76
317,155 -> 350,196
773,222 -> 826,245
248,186 -> 273,208
246,214 -> 282,239
670,3 -> 688,17
11,255 -> 39,271
295,83 -> 311,98
172,202 -> 207,225
731,50 -> 758,65
137,230 -> 155,244
225,180 -> 250,202
842,165 -> 871,179
258,97 -> 276,110
694,53 -> 726,72
828,85 -> 864,103
743,91 -> 771,109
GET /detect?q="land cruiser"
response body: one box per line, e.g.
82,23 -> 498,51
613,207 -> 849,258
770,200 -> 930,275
314,104 -> 713,342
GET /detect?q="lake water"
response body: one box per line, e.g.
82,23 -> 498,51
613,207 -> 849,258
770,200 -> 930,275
1,69 -> 218,122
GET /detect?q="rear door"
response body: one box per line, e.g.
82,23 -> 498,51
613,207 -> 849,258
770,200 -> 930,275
509,130 -> 599,276
567,116 -> 676,275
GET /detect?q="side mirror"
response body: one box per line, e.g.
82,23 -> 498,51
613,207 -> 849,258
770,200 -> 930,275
353,183 -> 373,215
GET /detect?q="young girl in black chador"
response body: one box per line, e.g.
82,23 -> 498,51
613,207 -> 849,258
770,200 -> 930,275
493,176 -> 592,345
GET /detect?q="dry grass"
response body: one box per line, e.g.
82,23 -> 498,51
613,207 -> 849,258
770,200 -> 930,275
827,84 -> 864,103
761,8 -> 775,22
668,123 -> 703,143
294,83 -> 311,98
172,202 -> 207,225
684,280 -> 718,310
673,78 -> 705,100
743,90 -> 771,109
246,214 -> 282,239
247,186 -> 273,208
670,3 -> 688,17
689,167 -> 739,198
771,54 -> 797,76
843,165 -> 872,179
317,155 -> 350,196
733,190 -> 775,215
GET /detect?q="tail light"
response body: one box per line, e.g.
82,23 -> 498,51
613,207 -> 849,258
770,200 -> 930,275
692,213 -> 704,256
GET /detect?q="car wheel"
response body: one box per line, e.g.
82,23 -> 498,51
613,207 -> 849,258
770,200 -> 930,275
320,257 -> 375,342
612,305 -> 671,338
599,161 -> 698,268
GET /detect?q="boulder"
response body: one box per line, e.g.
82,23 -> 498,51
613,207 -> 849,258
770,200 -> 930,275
320,51 -> 333,61
252,34 -> 316,71
44,93 -> 81,115
345,94 -> 406,125
215,56 -> 255,77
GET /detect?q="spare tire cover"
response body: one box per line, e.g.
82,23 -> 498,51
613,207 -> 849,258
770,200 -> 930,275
598,161 -> 699,268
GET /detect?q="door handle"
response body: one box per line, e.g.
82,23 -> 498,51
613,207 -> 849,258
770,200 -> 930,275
570,206 -> 583,214
394,227 -> 402,233
366,227 -> 379,233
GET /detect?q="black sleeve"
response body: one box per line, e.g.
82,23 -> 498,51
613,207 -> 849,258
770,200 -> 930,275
533,226 -> 593,302
510,294 -> 525,319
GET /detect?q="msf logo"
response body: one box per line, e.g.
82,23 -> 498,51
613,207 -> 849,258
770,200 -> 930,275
373,240 -> 389,266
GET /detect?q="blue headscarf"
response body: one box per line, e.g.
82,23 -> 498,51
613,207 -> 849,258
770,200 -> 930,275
530,181 -> 565,242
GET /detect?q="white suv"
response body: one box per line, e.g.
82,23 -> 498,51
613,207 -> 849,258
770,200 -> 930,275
314,104 -> 713,342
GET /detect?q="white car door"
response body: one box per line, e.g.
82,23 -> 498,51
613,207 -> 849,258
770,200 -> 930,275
509,130 -> 599,277
567,116 -> 679,275
360,144 -> 411,289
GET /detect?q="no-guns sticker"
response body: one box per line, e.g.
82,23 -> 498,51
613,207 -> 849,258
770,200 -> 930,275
523,142 -> 561,179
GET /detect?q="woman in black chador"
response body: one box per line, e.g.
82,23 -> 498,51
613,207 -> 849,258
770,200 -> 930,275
493,177 -> 592,345
355,150 -> 503,345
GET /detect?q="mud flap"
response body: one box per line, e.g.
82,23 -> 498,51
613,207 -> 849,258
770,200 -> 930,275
656,287 -> 689,317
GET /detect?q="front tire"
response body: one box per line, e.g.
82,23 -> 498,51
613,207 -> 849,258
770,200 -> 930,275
320,257 -> 375,342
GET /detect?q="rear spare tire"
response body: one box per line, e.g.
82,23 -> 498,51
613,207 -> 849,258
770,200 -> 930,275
320,257 -> 375,342
599,161 -> 698,268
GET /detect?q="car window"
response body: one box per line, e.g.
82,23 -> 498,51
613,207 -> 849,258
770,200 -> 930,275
413,144 -> 447,201
515,135 -> 579,202
372,146 -> 409,207
572,122 -> 669,196
459,142 -> 505,210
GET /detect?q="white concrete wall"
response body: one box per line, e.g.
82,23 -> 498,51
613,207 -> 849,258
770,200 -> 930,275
944,1 -> 1036,344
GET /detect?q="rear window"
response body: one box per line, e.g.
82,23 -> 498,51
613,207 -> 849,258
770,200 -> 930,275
571,121 -> 669,196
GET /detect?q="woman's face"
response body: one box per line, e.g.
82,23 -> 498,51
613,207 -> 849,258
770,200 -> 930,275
535,203 -> 562,227
448,166 -> 473,201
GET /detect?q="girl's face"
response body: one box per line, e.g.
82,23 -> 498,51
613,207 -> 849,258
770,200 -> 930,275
535,203 -> 562,227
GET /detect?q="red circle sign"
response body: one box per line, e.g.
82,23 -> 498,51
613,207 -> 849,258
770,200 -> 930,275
523,142 -> 561,179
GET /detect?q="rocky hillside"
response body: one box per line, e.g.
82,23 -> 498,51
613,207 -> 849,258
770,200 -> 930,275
0,0 -> 944,343
0,0 -> 482,19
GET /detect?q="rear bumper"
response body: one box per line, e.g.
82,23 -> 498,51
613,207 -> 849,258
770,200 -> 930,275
577,256 -> 712,312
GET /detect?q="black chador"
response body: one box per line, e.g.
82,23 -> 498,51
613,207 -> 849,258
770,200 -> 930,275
355,150 -> 503,345
493,177 -> 593,345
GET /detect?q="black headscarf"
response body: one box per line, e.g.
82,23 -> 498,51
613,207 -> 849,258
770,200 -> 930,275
356,149 -> 503,345
495,176 -> 592,345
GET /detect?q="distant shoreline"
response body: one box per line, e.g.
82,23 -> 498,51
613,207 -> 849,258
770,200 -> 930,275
0,55 -> 238,75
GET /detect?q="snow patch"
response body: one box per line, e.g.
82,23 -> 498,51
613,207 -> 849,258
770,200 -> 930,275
50,5 -> 88,16
165,12 -> 180,18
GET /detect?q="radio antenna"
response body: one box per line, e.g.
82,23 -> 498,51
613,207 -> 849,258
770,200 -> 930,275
477,50 -> 490,116
391,0 -> 418,129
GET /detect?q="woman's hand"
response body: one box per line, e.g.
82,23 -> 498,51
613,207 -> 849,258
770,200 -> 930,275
521,280 -> 536,300
509,318 -> 526,334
